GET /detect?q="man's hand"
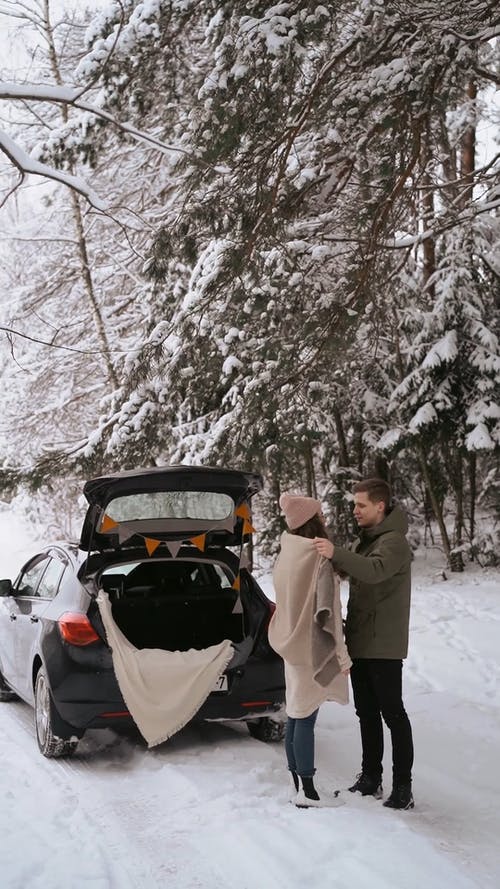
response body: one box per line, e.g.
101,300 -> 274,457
313,537 -> 334,559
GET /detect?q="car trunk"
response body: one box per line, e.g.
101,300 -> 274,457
96,556 -> 255,653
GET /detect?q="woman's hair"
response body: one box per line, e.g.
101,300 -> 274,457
289,513 -> 328,540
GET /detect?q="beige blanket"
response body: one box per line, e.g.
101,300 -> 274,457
269,532 -> 346,687
97,591 -> 234,747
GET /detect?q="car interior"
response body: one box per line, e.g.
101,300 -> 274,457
99,559 -> 247,651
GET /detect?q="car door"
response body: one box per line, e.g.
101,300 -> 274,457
9,555 -> 52,700
0,578 -> 20,686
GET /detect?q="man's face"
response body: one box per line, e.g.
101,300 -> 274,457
353,492 -> 385,528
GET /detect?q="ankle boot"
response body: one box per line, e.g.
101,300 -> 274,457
348,772 -> 383,798
290,770 -> 299,793
295,776 -> 345,809
383,783 -> 414,810
300,776 -> 320,801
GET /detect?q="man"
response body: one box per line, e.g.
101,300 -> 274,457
313,478 -> 414,810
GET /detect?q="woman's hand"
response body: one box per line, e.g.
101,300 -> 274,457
313,537 -> 334,559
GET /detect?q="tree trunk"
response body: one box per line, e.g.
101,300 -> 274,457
420,125 -> 436,301
451,451 -> 465,573
374,454 -> 390,482
354,421 -> 364,475
417,445 -> 452,565
332,404 -> 350,467
43,0 -> 118,389
304,437 -> 317,498
70,193 -> 119,388
423,487 -> 435,547
468,452 -> 477,560
460,80 -> 477,209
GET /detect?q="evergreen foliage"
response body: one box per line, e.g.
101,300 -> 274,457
0,0 -> 498,565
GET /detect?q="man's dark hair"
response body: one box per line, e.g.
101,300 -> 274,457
352,478 -> 392,512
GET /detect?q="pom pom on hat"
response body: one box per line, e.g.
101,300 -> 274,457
279,493 -> 322,530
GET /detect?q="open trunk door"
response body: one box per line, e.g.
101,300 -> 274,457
79,465 -> 262,554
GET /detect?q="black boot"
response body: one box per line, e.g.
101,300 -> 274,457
290,770 -> 299,792
300,776 -> 320,801
383,783 -> 414,810
348,772 -> 383,798
295,776 -> 345,809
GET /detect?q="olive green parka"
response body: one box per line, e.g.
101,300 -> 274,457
331,505 -> 411,659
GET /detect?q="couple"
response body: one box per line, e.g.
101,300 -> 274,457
268,478 -> 414,811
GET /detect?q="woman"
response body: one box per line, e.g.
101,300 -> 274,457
268,493 -> 352,808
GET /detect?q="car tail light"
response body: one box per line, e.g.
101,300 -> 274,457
241,701 -> 272,708
100,711 -> 130,718
58,612 -> 100,646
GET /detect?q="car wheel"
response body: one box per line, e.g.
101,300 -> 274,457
0,669 -> 18,702
247,717 -> 286,743
34,668 -> 79,758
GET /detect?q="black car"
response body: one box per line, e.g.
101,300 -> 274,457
0,466 -> 285,757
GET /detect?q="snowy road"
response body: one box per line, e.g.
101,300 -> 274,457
1,512 -> 499,888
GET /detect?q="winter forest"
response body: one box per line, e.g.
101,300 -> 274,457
0,0 -> 499,568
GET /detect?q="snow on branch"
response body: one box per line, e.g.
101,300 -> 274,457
387,194 -> 500,250
0,81 -> 200,160
0,79 -> 204,209
0,127 -> 107,211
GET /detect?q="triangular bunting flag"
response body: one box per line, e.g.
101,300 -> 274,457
242,519 -> 256,535
190,533 -> 206,552
166,540 -> 182,558
235,503 -> 251,521
232,595 -> 243,614
232,573 -> 240,592
144,537 -> 161,557
100,514 -> 118,533
118,524 -> 134,544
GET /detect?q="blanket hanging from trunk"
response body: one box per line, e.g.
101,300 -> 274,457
97,591 -> 234,747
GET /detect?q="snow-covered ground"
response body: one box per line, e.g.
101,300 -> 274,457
0,508 -> 499,889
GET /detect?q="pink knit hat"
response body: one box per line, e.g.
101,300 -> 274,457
279,493 -> 322,530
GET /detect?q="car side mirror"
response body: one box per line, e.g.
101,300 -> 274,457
0,579 -> 13,597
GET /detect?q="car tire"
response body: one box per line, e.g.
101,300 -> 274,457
34,667 -> 79,758
247,717 -> 286,742
0,669 -> 18,702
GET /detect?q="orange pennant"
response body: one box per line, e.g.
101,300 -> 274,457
144,537 -> 161,557
243,519 -> 256,535
100,514 -> 119,533
235,503 -> 251,521
232,573 -> 240,591
190,533 -> 206,552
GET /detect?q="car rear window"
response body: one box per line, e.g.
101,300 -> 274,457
105,491 -> 234,523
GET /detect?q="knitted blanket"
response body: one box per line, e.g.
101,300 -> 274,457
97,591 -> 234,747
269,531 -> 341,687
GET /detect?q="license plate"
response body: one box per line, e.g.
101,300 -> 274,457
212,674 -> 228,692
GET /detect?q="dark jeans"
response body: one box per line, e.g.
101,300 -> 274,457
285,710 -> 319,777
350,658 -> 414,786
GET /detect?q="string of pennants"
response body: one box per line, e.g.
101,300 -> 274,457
99,502 -> 255,595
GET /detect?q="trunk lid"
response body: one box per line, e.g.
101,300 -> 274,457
79,465 -> 262,553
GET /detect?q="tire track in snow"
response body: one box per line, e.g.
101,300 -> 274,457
0,702 -> 139,889
1,701 -> 487,889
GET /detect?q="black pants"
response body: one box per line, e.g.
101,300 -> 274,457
350,658 -> 414,786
